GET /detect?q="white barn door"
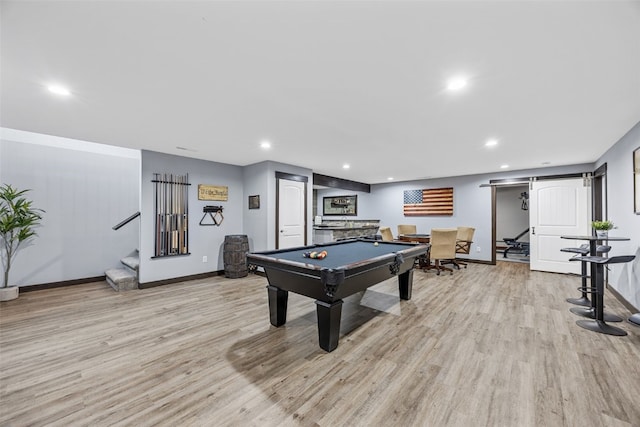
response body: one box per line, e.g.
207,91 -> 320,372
277,178 -> 306,249
529,177 -> 591,274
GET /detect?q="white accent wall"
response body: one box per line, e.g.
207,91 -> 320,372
0,128 -> 140,286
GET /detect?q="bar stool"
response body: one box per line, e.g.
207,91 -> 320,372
570,255 -> 636,336
561,244 -> 610,307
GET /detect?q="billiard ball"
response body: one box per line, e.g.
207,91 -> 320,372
374,242 -> 379,246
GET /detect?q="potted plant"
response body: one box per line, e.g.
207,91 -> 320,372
592,220 -> 615,239
0,184 -> 44,301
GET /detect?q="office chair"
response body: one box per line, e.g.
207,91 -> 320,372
379,226 -> 394,241
397,224 -> 417,236
425,228 -> 457,275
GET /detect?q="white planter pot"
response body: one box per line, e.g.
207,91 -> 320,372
0,286 -> 19,301
595,230 -> 609,239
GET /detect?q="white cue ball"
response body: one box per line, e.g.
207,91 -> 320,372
374,242 -> 379,246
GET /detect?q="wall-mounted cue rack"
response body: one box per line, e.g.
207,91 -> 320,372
153,173 -> 190,257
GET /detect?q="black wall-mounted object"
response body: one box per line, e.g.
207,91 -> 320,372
152,173 -> 190,258
200,205 -> 224,226
313,173 -> 370,193
203,205 -> 223,213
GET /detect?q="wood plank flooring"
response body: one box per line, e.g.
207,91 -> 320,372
1,262 -> 639,426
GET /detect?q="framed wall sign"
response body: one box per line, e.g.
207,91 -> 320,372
198,184 -> 228,201
248,195 -> 260,209
634,147 -> 640,214
323,195 -> 357,216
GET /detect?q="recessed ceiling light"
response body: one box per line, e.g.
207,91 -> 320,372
446,77 -> 468,91
387,177 -> 394,181
541,161 -> 551,165
260,140 -> 271,149
343,163 -> 350,169
500,164 -> 509,169
47,84 -> 71,96
485,139 -> 498,147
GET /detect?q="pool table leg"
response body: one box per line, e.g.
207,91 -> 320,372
315,300 -> 343,352
267,285 -> 288,326
398,269 -> 414,300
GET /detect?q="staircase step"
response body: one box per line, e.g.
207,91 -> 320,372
121,256 -> 139,271
105,268 -> 138,291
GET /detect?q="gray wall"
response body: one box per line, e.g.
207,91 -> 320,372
242,162 -> 271,253
594,121 -> 640,309
0,128 -> 139,286
3,123 -> 637,311
139,150 -> 244,284
317,164 -> 592,262
242,161 -> 313,252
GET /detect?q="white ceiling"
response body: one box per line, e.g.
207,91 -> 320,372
2,0 -> 639,184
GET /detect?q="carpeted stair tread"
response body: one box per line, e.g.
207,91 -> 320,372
121,256 -> 139,271
105,268 -> 138,291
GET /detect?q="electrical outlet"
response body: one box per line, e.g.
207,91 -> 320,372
476,247 -> 481,253
202,256 -> 208,263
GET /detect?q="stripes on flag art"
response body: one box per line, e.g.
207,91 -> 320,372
403,187 -> 454,216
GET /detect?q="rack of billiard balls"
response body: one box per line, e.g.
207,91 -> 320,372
303,250 -> 327,260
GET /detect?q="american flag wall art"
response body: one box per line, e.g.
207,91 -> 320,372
403,188 -> 454,216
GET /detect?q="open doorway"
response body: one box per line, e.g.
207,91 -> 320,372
496,185 -> 530,263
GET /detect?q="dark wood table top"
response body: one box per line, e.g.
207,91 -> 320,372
398,234 -> 431,243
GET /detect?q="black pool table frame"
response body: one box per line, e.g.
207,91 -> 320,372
246,239 -> 429,352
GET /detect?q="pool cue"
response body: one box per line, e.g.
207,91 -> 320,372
164,173 -> 168,256
155,173 -> 161,256
183,174 -> 188,254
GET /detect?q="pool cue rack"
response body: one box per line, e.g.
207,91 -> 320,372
152,173 -> 190,257
199,205 -> 224,226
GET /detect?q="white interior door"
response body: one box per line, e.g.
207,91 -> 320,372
278,179 -> 306,249
529,177 -> 591,273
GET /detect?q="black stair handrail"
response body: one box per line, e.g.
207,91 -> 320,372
113,211 -> 141,230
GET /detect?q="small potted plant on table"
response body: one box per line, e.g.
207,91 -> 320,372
591,220 -> 615,239
0,184 -> 44,301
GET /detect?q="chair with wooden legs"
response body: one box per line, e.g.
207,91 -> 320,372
424,228 -> 457,275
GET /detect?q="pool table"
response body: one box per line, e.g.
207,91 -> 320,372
246,239 -> 430,352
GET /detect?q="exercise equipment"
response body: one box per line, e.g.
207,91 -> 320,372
503,228 -> 530,258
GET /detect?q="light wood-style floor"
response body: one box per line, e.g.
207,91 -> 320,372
1,262 -> 639,426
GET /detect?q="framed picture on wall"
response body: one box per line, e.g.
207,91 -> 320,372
634,147 -> 640,214
323,195 -> 357,216
248,195 -> 260,209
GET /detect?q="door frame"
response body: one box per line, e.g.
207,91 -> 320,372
489,172 -> 590,266
592,163 -> 607,222
275,171 -> 308,249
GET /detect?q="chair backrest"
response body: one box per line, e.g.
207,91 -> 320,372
430,228 -> 458,259
397,224 -> 417,236
455,226 -> 475,254
379,226 -> 394,241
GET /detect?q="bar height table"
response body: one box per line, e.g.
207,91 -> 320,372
561,235 -> 630,322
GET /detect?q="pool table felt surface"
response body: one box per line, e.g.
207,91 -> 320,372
256,240 -> 423,269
